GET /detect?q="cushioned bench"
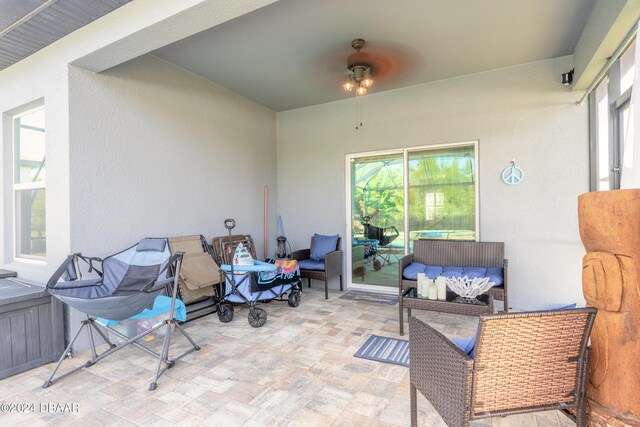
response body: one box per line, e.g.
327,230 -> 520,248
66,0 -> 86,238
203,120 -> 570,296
399,239 -> 508,329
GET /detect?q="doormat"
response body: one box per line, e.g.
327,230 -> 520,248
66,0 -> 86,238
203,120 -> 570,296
339,290 -> 398,305
354,335 -> 409,367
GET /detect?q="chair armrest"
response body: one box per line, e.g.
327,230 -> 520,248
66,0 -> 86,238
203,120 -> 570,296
503,258 -> 508,268
409,316 -> 473,427
399,254 -> 414,288
291,249 -> 310,261
325,250 -> 343,277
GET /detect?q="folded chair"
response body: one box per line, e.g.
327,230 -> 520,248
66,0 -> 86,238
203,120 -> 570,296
43,238 -> 201,391
409,308 -> 597,427
168,235 -> 221,320
211,233 -> 257,266
362,216 -> 400,268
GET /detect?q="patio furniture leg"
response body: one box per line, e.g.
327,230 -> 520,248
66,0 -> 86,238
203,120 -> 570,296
324,278 -> 328,300
339,275 -> 343,291
410,383 -> 417,427
308,277 -> 311,288
150,321 -> 173,391
43,320 -> 86,388
85,315 -> 99,361
399,299 -> 404,336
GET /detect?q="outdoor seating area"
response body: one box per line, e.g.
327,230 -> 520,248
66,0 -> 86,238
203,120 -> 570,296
1,1 -> 639,426
2,286 -> 587,426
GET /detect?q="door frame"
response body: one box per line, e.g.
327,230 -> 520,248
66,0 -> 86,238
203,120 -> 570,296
345,140 -> 480,293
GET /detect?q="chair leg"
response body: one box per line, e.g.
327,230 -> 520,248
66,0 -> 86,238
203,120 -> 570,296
410,383 -> 418,427
339,275 -> 343,291
308,277 -> 311,288
399,299 -> 404,336
150,322 -> 172,391
324,278 -> 328,300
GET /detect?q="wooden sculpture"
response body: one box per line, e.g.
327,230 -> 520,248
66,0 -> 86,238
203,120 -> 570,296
578,189 -> 640,426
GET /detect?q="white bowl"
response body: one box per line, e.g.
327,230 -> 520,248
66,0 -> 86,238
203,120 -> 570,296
445,276 -> 495,298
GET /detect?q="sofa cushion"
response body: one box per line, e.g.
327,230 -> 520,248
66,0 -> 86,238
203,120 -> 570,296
298,259 -> 325,271
402,262 -> 426,280
486,267 -> 504,285
462,267 -> 487,279
403,264 -> 502,288
441,266 -> 465,277
311,234 -> 339,260
424,265 -> 444,279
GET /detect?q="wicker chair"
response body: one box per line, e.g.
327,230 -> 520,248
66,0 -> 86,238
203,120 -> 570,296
291,236 -> 343,300
409,308 -> 596,427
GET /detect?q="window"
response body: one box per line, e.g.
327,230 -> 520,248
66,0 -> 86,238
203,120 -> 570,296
590,40 -> 635,191
425,192 -> 444,221
13,107 -> 46,259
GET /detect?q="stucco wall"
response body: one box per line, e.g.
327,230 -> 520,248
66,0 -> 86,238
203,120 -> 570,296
64,54 -> 276,350
0,0 -> 276,283
68,54 -> 277,258
276,56 -> 589,310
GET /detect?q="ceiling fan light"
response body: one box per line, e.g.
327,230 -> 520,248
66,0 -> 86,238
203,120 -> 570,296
361,76 -> 373,88
342,77 -> 355,92
356,86 -> 367,96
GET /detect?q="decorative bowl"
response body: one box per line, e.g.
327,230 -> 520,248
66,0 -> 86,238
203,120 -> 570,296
445,276 -> 494,299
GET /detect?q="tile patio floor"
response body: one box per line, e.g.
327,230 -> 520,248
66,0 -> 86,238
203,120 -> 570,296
0,287 -> 575,426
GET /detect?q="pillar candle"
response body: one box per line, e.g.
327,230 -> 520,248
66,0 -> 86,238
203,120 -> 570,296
436,276 -> 447,300
427,281 -> 438,299
417,272 -> 426,297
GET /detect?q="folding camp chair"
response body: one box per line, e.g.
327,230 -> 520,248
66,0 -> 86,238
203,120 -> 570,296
168,235 -> 221,320
362,216 -> 400,268
43,238 -> 201,391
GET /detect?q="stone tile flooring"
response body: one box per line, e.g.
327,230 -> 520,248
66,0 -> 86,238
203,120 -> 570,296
0,287 -> 575,426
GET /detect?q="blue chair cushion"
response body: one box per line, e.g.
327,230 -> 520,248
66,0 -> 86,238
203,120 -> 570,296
311,234 -> 339,260
451,329 -> 478,357
486,267 -> 504,285
441,266 -> 465,277
424,265 -> 444,279
462,267 -> 487,279
402,262 -> 426,280
543,303 -> 577,310
298,259 -> 325,271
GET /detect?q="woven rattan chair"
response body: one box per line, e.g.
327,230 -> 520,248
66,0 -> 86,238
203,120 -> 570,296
291,236 -> 343,300
409,308 -> 596,427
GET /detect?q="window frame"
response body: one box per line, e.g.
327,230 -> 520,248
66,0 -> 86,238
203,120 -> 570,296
345,140 -> 479,292
12,105 -> 46,261
589,41 -> 635,191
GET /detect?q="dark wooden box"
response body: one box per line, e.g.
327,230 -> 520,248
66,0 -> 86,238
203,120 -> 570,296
0,277 -> 64,379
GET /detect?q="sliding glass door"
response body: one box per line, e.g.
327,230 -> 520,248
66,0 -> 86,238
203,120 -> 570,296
350,153 -> 405,287
347,142 -> 478,291
407,145 -> 476,251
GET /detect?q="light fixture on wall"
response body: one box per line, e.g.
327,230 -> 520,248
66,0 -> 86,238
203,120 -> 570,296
561,69 -> 574,86
342,39 -> 374,96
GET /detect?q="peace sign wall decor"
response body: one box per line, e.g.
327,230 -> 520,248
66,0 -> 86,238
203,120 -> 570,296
501,160 -> 524,186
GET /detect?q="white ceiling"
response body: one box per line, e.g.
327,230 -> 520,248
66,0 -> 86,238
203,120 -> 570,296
153,0 -> 596,112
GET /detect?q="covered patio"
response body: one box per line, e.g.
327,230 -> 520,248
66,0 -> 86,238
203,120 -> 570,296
1,0 -> 639,426
1,288 -> 576,427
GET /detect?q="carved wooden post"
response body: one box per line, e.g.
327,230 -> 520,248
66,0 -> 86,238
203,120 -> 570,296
578,189 -> 640,426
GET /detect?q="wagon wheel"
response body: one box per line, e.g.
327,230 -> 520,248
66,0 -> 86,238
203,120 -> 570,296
217,303 -> 234,323
288,289 -> 301,307
248,307 -> 267,327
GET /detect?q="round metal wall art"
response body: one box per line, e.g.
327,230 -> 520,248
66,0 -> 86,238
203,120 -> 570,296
501,161 -> 525,185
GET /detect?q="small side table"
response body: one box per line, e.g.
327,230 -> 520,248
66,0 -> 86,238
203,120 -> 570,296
399,287 -> 493,335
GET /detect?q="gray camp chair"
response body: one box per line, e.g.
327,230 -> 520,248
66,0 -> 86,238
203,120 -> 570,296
43,238 -> 200,391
